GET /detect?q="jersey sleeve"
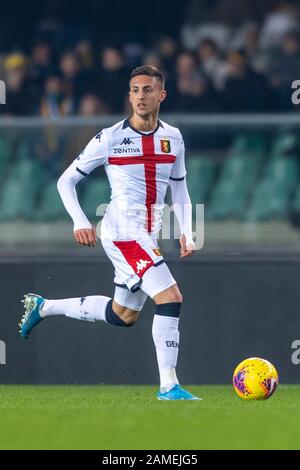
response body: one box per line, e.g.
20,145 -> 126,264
75,130 -> 108,176
169,133 -> 187,181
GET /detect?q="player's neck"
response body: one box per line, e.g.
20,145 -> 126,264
130,114 -> 159,133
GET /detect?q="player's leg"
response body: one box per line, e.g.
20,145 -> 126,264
111,285 -> 147,324
19,293 -> 111,339
19,235 -> 148,338
19,286 -> 147,339
141,263 -> 200,400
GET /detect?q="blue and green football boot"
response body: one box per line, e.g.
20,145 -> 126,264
19,293 -> 45,339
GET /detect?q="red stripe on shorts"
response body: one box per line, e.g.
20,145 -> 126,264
113,240 -> 154,278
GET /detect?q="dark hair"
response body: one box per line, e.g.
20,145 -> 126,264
129,65 -> 165,87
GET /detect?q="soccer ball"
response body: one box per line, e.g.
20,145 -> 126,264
233,357 -> 278,400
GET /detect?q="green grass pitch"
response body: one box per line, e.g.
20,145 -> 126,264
0,385 -> 299,449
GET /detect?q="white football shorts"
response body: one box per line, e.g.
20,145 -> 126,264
101,236 -> 176,309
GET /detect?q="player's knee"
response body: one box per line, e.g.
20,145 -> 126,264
105,300 -> 139,327
163,292 -> 183,303
154,285 -> 183,304
119,309 -> 139,326
170,291 -> 183,303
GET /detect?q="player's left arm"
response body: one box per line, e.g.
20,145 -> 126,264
170,178 -> 195,258
169,132 -> 195,258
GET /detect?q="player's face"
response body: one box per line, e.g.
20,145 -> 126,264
129,76 -> 167,117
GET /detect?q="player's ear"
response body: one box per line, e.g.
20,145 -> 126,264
159,90 -> 167,102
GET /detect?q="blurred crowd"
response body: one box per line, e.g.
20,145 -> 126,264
1,0 -> 300,116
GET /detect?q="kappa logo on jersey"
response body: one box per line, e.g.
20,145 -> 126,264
136,258 -> 151,273
121,137 -> 134,145
160,139 -> 171,153
95,132 -> 103,142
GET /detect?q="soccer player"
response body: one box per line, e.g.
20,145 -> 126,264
19,65 -> 200,401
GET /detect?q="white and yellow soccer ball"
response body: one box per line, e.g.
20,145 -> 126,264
233,357 -> 278,400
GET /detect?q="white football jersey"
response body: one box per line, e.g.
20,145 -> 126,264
76,118 -> 186,240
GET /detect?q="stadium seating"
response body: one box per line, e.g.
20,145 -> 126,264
0,178 -> 26,219
35,180 -> 66,220
206,134 -> 265,219
0,158 -> 43,219
186,155 -> 216,208
0,137 -> 10,179
206,180 -> 242,219
0,130 -> 299,224
270,132 -> 298,159
247,156 -> 298,220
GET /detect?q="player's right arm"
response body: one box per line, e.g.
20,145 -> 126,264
57,131 -> 108,247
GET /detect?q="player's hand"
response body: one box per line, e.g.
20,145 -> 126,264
179,234 -> 196,258
74,227 -> 97,247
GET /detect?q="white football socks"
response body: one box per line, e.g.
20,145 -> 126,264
152,314 -> 179,392
40,296 -> 111,322
41,297 -> 180,392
